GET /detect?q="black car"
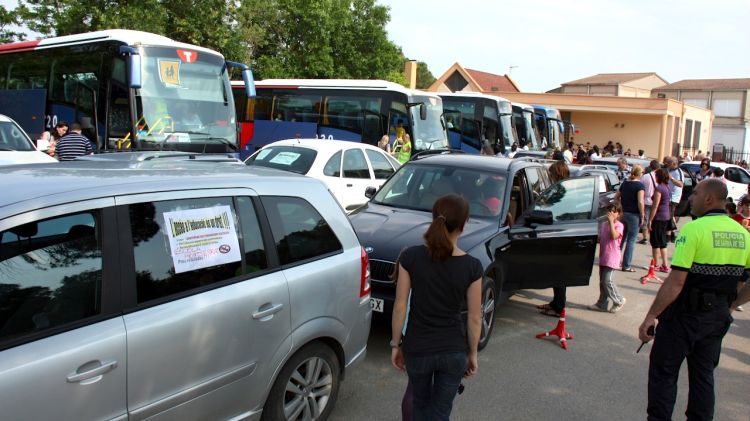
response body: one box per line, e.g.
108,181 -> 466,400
350,154 -> 600,349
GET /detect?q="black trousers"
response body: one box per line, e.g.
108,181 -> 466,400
550,286 -> 566,313
647,309 -> 732,421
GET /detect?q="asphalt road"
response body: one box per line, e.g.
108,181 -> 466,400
330,226 -> 750,421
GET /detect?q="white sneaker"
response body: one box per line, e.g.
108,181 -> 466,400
736,305 -> 744,312
588,303 -> 607,312
610,298 -> 627,313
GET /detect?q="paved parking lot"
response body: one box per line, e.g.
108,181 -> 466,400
331,226 -> 750,421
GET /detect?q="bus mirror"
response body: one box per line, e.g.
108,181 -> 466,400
226,61 -> 256,97
420,103 -> 427,120
119,46 -> 142,89
242,69 -> 256,97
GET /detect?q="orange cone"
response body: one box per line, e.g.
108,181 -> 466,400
536,308 -> 573,350
640,258 -> 663,285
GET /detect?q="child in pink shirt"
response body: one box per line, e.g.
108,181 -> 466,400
590,204 -> 627,313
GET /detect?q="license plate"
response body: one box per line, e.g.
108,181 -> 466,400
370,297 -> 384,312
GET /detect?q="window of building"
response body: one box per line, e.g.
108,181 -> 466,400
712,98 -> 742,118
129,198 -> 245,304
683,119 -> 694,149
683,98 -> 708,109
0,212 -> 101,345
262,196 -> 342,266
693,121 -> 701,149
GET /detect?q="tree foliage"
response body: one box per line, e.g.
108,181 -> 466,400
416,61 -> 436,89
0,5 -> 23,43
11,0 -> 408,84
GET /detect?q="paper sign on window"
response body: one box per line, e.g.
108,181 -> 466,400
158,59 -> 181,87
163,205 -> 241,273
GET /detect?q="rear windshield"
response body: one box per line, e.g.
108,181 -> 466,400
245,146 -> 317,174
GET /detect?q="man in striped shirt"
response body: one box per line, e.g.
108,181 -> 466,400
55,123 -> 93,161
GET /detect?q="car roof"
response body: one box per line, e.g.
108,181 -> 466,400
256,138 -> 387,154
0,161 -> 314,217
409,153 -> 533,174
683,160 -> 742,170
0,114 -> 14,123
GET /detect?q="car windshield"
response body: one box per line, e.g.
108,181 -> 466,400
245,146 -> 317,174
372,164 -> 506,217
0,121 -> 35,152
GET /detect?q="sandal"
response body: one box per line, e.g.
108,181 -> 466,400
536,303 -> 553,311
622,267 -> 636,272
540,307 -> 562,317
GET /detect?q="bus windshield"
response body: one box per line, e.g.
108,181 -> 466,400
522,110 -> 539,149
409,95 -> 448,151
136,46 -> 236,152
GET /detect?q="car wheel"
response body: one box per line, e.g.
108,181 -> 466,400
262,342 -> 340,421
478,277 -> 497,351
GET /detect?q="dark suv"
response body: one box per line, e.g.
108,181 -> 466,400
350,154 -> 599,349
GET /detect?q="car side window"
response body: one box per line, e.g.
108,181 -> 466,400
235,197 -> 269,274
726,167 -> 750,184
525,167 -> 545,199
129,197 -> 244,304
366,149 -> 395,179
532,177 -> 597,222
261,196 -> 342,266
343,149 -> 370,179
0,211 -> 101,345
323,151 -> 342,177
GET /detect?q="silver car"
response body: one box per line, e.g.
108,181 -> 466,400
0,161 -> 371,420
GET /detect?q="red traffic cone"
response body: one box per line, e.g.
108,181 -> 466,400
536,308 -> 573,350
640,258 -> 663,285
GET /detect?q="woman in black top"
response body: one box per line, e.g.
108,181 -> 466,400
616,164 -> 645,271
391,194 -> 482,421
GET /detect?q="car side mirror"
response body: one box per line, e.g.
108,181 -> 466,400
365,186 -> 377,198
526,209 -> 553,226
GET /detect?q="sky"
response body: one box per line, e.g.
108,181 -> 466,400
3,0 -> 748,92
379,0 -> 750,92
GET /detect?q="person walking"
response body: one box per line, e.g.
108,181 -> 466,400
537,161 -> 571,317
638,178 -> 750,421
639,160 -> 661,244
616,164 -> 645,271
648,168 -> 672,272
391,194 -> 482,421
666,157 -> 685,242
589,203 -> 627,312
54,123 -> 93,161
45,121 -> 69,158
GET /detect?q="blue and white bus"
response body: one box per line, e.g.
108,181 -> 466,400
511,102 -> 541,150
232,79 -> 448,159
437,92 -> 517,154
0,30 -> 255,155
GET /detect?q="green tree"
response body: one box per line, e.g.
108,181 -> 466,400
416,61 -> 436,89
0,5 -> 23,43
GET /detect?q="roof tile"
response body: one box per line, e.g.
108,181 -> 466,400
465,68 -> 520,92
655,78 -> 750,91
562,72 -> 659,86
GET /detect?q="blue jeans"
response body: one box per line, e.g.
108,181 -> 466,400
621,212 -> 640,269
405,351 -> 468,421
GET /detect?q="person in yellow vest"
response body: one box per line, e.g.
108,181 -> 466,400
395,119 -> 406,141
393,133 -> 412,165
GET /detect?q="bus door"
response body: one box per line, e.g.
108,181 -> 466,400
49,53 -> 103,148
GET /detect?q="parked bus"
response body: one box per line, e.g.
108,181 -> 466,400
511,102 -> 540,150
533,105 -> 563,149
437,92 -> 516,154
232,79 -> 448,159
0,30 -> 255,155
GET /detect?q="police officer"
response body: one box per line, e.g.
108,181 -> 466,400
638,178 -> 750,421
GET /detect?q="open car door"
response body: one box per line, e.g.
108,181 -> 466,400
507,176 -> 599,290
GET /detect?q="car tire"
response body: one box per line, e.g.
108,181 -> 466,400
478,277 -> 497,351
262,342 -> 340,421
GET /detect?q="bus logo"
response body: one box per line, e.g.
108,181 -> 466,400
158,59 -> 181,87
177,49 -> 198,63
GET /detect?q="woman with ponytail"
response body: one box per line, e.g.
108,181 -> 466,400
391,194 -> 483,421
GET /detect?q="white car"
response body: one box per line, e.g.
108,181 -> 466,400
682,160 -> 750,201
245,138 -> 401,211
0,114 -> 57,166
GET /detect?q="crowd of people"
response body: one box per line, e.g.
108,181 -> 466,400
388,148 -> 750,421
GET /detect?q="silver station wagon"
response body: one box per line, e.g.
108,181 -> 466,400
0,161 -> 371,421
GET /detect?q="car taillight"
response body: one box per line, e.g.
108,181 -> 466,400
360,247 -> 371,298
